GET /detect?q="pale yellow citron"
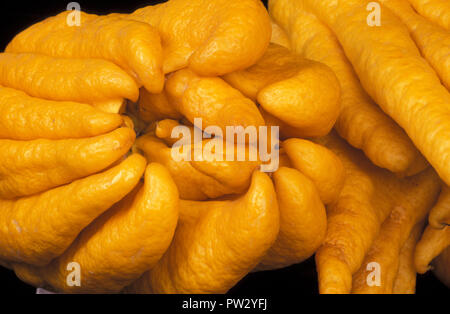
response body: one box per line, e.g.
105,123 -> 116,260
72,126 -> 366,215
0,86 -> 122,140
432,247 -> 450,287
301,0 -> 450,186
223,44 -> 341,138
6,11 -> 164,93
428,185 -> 450,228
129,0 -> 271,75
408,0 -> 450,31
351,172 -> 438,294
380,0 -> 450,90
0,127 -> 135,199
283,138 -> 345,204
415,225 -> 450,274
0,154 -> 146,266
13,163 -> 178,293
135,127 -> 260,201
269,0 -> 427,175
314,132 -> 440,294
392,222 -> 425,294
256,167 -> 326,271
0,53 -> 139,105
126,170 -> 279,293
165,69 -> 265,136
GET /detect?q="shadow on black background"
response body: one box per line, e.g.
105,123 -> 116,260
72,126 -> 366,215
0,0 -> 447,295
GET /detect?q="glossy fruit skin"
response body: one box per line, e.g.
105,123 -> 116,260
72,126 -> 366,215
256,167 -> 327,271
408,0 -> 450,31
0,127 -> 135,199
6,11 -> 164,93
0,154 -> 146,266
0,53 -> 139,105
223,44 -> 341,138
126,171 -> 279,294
269,0 -> 426,175
300,0 -> 450,186
0,86 -> 123,140
314,133 -> 440,294
13,162 -> 178,293
130,0 -> 271,76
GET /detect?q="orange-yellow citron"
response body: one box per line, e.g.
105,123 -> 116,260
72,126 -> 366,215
408,0 -> 450,31
6,11 -> 164,93
13,163 -> 178,293
314,132 -> 440,294
380,0 -> 450,90
0,154 -> 146,266
415,225 -> 450,274
0,86 -> 122,140
392,222 -> 425,294
283,138 -> 345,204
0,127 -> 135,199
302,0 -> 450,186
428,185 -> 450,228
164,69 -> 265,136
135,127 -> 260,201
256,167 -> 326,271
0,53 -> 139,105
126,171 -> 280,293
269,0 -> 426,175
432,247 -> 450,288
129,0 -> 271,75
223,44 -> 341,138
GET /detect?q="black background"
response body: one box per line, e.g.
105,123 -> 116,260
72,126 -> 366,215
0,0 -> 447,295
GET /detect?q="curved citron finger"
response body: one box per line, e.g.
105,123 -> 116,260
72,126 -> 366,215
0,53 -> 139,104
0,86 -> 122,140
13,163 -> 178,293
224,44 -> 341,138
432,247 -> 450,288
130,0 -> 271,75
6,11 -> 163,93
415,225 -> 450,274
0,127 -> 135,199
408,0 -> 450,31
269,0 -> 426,175
283,138 -> 345,204
428,185 -> 450,229
256,167 -> 326,271
126,170 -> 279,293
0,154 -> 146,266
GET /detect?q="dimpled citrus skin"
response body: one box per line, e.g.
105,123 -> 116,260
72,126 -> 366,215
256,167 -> 326,271
223,44 -> 340,138
392,222 -> 424,294
0,154 -> 146,266
0,127 -> 135,199
13,163 -> 178,293
408,0 -> 450,31
129,0 -> 271,75
270,20 -> 291,49
126,171 -> 279,293
6,11 -> 164,93
138,88 -> 182,123
351,166 -> 439,294
165,69 -> 265,135
283,138 -> 345,204
415,225 -> 450,274
303,0 -> 450,186
0,86 -> 122,140
429,185 -> 450,228
136,129 -> 260,201
380,0 -> 450,90
269,0 -> 426,175
314,132 -> 440,294
0,53 -> 139,104
432,247 -> 450,287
